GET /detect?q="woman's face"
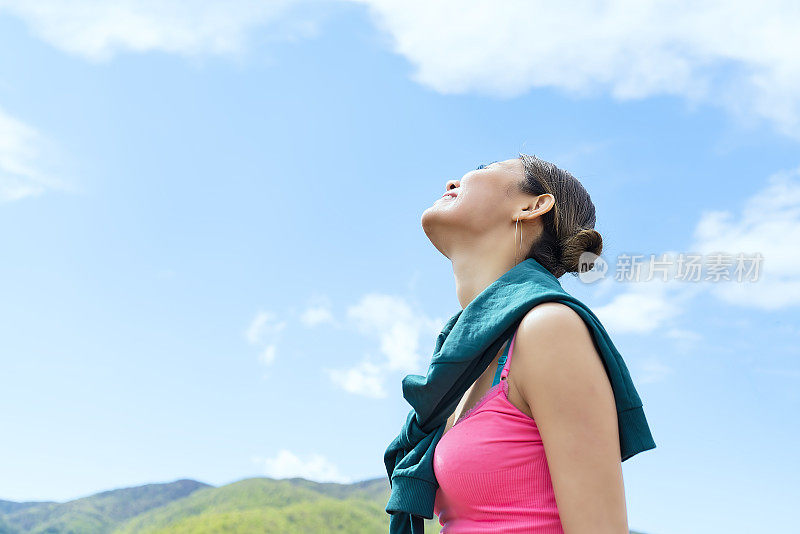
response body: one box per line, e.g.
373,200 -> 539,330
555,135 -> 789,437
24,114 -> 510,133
421,157 -> 527,257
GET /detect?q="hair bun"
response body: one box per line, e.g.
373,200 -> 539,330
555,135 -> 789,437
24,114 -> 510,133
560,228 -> 603,273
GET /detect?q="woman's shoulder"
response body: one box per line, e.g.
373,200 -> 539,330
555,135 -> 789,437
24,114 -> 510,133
512,301 -> 606,406
518,301 -> 587,337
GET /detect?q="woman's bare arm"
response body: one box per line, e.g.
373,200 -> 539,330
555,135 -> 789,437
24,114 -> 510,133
513,302 -> 628,534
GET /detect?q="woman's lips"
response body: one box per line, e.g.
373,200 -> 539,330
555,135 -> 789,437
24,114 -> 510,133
441,191 -> 458,199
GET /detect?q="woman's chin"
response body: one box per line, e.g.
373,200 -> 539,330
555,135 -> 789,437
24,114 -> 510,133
422,198 -> 455,220
421,206 -> 452,253
421,204 -> 444,233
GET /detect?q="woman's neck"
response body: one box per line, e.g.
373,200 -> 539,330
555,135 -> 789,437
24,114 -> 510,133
451,250 -> 515,309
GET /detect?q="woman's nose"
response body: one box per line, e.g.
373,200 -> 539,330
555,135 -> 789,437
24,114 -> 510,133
446,179 -> 460,191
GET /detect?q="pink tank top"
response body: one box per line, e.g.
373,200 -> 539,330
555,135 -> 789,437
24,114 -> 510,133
433,328 -> 564,533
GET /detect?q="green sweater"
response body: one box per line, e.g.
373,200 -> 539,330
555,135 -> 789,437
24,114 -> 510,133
384,258 -> 656,533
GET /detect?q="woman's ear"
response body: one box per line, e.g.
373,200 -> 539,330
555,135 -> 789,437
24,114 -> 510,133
530,193 -> 555,217
516,194 -> 554,222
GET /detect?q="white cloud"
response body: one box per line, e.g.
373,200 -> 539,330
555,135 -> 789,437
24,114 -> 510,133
245,310 -> 286,368
300,305 -> 335,327
591,159 -> 800,330
259,345 -> 277,366
253,449 -> 352,484
325,359 -> 385,399
245,310 -> 287,345
350,0 -> 800,139
0,106 -> 65,202
593,273 -> 689,334
579,163 -> 800,377
0,0 -> 310,62
691,164 -> 800,309
8,1 -> 800,138
322,293 -> 444,398
578,251 -> 703,375
346,293 -> 443,372
248,294 -> 442,395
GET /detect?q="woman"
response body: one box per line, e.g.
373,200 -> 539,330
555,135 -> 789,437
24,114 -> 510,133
421,154 -> 629,533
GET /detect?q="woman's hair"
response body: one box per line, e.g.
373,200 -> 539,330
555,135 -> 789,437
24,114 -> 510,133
517,153 -> 603,278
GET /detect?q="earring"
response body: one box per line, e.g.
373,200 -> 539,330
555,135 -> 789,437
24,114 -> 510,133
515,215 -> 522,266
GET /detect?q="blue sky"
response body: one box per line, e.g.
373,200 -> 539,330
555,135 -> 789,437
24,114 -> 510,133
1,2 -> 799,533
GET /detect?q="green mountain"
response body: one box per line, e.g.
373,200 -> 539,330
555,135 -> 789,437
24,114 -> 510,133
0,501 -> 48,517
0,476 -> 650,533
0,479 -> 208,534
113,477 -> 388,533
